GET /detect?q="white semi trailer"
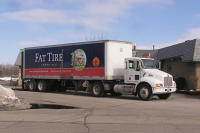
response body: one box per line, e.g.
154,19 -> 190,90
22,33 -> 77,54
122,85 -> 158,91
17,40 -> 176,100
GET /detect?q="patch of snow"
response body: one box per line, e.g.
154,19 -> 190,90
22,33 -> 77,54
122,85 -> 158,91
0,85 -> 30,111
0,85 -> 16,98
0,77 -> 12,81
11,78 -> 18,82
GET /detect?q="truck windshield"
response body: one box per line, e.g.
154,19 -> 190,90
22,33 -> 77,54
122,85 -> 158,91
141,59 -> 157,69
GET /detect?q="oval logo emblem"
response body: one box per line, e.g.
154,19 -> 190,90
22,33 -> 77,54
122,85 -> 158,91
72,49 -> 87,71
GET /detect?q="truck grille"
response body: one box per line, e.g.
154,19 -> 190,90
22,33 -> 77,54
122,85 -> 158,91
164,77 -> 173,87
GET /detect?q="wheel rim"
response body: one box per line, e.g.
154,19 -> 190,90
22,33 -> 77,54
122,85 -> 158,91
29,82 -> 34,91
38,82 -> 43,91
38,81 -> 46,91
93,85 -> 101,96
140,87 -> 149,99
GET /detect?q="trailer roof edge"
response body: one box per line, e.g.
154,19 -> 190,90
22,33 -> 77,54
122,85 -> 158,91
24,40 -> 135,50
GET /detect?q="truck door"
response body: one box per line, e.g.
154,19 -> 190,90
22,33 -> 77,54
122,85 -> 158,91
125,60 -> 141,84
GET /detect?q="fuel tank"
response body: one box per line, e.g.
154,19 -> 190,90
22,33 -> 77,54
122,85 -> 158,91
113,84 -> 135,94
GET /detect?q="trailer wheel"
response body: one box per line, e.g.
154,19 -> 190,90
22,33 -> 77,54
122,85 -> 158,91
92,82 -> 104,97
138,84 -> 152,101
29,80 -> 37,91
23,80 -> 29,90
37,80 -> 47,92
158,93 -> 171,99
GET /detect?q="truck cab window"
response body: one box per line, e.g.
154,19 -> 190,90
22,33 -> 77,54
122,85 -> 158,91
141,59 -> 157,69
128,61 -> 134,69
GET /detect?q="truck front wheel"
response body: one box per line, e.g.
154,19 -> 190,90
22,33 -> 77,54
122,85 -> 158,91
92,82 -> 104,97
157,93 -> 171,99
138,84 -> 152,101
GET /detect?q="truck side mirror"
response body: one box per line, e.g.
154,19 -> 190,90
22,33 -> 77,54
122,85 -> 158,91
156,62 -> 161,70
158,62 -> 161,70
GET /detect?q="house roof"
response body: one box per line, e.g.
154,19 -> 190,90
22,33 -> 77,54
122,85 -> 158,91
133,39 -> 200,62
157,39 -> 199,62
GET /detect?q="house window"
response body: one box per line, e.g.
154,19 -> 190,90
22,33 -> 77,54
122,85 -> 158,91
166,64 -> 172,73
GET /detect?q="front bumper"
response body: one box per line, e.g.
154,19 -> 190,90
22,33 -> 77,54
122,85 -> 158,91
153,87 -> 176,94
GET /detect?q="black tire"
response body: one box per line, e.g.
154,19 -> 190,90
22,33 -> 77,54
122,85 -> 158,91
92,82 -> 104,97
158,93 -> 171,99
23,80 -> 29,90
29,79 -> 37,91
138,84 -> 152,101
37,80 -> 47,92
175,77 -> 187,91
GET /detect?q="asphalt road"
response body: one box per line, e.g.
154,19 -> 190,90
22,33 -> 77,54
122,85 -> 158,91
0,90 -> 200,133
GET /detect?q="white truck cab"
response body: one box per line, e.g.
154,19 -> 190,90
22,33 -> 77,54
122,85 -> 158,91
113,57 -> 176,100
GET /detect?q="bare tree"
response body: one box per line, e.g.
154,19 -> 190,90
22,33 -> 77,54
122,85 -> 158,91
85,33 -> 107,41
0,64 -> 18,77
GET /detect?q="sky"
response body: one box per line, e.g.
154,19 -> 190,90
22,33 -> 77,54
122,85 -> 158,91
1,0 -> 200,64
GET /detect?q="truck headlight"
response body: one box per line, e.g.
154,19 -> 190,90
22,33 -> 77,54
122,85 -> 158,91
155,84 -> 163,88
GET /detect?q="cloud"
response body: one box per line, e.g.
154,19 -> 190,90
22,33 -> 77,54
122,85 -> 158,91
18,0 -> 43,7
158,27 -> 200,48
3,0 -> 171,8
1,0 -> 172,30
2,0 -> 44,11
173,27 -> 200,43
1,9 -> 68,24
16,37 -> 57,46
136,27 -> 200,50
6,0 -> 43,7
16,41 -> 37,46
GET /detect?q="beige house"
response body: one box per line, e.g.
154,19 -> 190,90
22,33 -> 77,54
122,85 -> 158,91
157,39 -> 200,91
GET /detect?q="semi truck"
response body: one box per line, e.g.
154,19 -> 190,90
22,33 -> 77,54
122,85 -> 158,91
16,40 -> 176,100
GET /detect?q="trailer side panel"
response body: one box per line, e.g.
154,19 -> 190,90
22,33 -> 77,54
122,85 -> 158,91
105,41 -> 133,80
24,43 -> 105,80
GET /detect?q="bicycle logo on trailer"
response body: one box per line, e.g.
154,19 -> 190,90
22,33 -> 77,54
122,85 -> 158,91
71,49 -> 87,71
